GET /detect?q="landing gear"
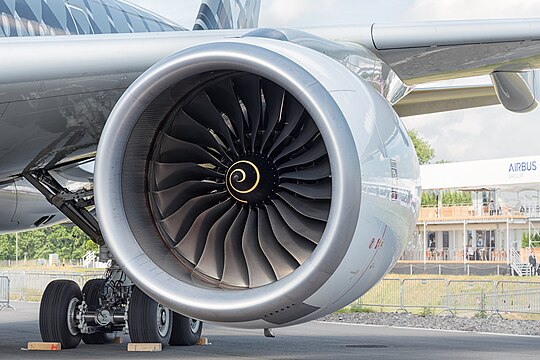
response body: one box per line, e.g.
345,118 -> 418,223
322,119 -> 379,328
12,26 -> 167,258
28,167 -> 203,348
39,280 -> 83,349
38,270 -> 203,349
170,313 -> 203,346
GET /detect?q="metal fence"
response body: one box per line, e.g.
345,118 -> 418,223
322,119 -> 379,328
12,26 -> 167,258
402,278 -> 447,310
1,271 -> 539,316
496,281 -> 540,314
392,263 -> 509,276
356,278 -> 540,315
0,276 -> 15,311
0,271 -> 104,302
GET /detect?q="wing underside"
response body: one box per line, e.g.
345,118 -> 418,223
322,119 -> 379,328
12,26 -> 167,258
394,85 -> 499,117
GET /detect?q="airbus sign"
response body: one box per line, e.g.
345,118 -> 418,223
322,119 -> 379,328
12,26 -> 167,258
509,161 -> 537,173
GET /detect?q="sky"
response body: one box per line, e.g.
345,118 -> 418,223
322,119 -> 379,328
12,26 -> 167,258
128,0 -> 540,163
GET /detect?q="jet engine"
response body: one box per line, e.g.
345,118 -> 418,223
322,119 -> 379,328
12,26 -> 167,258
95,37 -> 420,328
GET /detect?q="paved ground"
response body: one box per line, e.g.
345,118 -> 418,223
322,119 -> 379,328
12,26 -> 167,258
0,302 -> 539,359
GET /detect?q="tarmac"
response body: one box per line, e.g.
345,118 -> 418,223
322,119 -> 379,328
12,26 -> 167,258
0,302 -> 539,359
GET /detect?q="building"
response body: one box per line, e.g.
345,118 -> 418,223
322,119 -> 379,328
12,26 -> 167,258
398,155 -> 540,275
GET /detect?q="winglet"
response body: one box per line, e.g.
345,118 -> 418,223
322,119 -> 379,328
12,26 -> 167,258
193,0 -> 261,30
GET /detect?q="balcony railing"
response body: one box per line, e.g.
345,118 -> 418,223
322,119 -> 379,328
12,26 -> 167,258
418,205 -> 533,222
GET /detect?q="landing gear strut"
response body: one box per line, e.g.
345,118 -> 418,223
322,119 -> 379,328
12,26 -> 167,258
38,268 -> 203,349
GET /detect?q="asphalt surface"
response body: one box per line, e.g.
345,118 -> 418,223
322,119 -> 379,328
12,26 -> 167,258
0,302 -> 539,359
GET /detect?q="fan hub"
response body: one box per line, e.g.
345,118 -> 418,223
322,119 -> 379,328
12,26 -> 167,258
225,155 -> 278,205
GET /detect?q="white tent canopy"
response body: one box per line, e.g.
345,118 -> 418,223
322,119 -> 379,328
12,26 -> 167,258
421,155 -> 540,191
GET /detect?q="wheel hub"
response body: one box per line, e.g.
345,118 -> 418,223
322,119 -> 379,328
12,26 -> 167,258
156,304 -> 170,337
67,297 -> 80,336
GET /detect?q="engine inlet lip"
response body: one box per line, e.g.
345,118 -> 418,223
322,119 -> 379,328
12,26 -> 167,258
95,38 -> 362,322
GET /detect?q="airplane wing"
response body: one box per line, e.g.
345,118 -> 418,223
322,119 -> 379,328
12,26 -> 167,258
309,19 -> 540,115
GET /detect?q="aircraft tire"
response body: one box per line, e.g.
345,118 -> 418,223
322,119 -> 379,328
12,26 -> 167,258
81,279 -> 115,344
128,286 -> 172,345
39,280 -> 82,349
169,312 -> 203,346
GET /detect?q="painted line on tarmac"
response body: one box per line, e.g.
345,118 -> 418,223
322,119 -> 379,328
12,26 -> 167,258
316,321 -> 540,339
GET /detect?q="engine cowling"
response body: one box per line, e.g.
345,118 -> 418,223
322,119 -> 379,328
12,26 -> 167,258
95,37 -> 420,328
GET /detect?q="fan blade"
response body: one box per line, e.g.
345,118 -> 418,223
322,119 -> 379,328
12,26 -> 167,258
265,205 -> 316,263
152,180 -> 223,218
277,136 -> 327,169
153,162 -> 224,191
206,78 -> 245,152
221,208 -> 250,288
234,75 -> 261,152
194,204 -> 240,280
242,209 -> 276,288
186,91 -> 238,155
280,158 -> 330,181
277,191 -> 330,221
274,119 -> 319,162
257,208 -> 299,279
260,80 -> 285,151
268,94 -> 304,156
159,192 -> 228,244
175,199 -> 233,265
271,199 -> 325,244
278,181 -> 331,200
169,109 -> 232,162
159,133 -> 225,168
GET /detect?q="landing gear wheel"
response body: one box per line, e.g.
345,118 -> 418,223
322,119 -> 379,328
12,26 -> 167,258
128,286 -> 172,345
169,313 -> 203,346
81,279 -> 115,344
39,280 -> 82,349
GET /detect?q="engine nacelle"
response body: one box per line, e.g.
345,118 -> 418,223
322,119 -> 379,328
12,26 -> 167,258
95,37 -> 420,328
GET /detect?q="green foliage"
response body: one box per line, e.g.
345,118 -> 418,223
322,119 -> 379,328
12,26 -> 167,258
421,190 -> 472,206
408,129 -> 435,165
0,225 -> 98,261
336,303 -> 376,314
522,232 -> 540,248
475,292 -> 488,319
349,303 -> 375,313
419,306 -> 434,317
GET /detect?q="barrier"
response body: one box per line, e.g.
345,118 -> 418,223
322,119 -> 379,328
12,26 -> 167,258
2,271 -> 540,316
0,276 -> 15,311
357,277 -> 540,316
496,281 -> 540,314
401,278 -> 447,310
357,278 -> 401,309
446,280 -> 496,313
0,271 -> 104,302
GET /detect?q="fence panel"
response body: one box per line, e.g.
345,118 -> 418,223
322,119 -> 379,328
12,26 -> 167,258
358,279 -> 401,308
401,278 -> 447,309
446,280 -> 496,313
496,281 -> 540,314
0,276 -> 15,310
0,271 -> 104,301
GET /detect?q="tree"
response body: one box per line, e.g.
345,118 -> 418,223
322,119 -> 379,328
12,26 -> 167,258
0,225 -> 99,261
408,129 -> 435,165
522,232 -> 540,248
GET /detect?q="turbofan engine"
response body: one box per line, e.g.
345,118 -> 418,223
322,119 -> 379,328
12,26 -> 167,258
95,37 -> 420,328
